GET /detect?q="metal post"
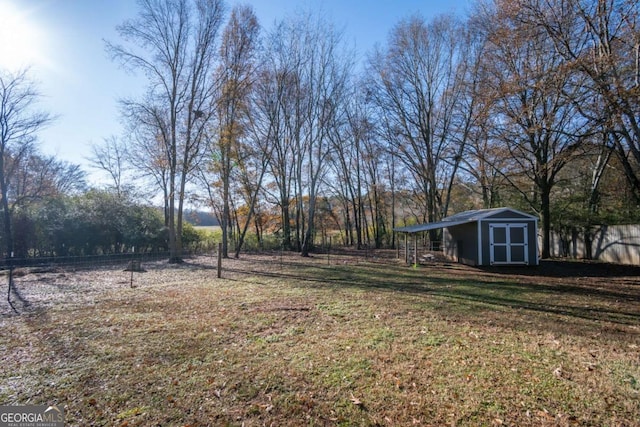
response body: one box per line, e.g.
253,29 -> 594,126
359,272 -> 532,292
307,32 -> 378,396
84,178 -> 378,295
7,252 -> 17,313
130,246 -> 135,288
217,242 -> 222,278
404,234 -> 408,264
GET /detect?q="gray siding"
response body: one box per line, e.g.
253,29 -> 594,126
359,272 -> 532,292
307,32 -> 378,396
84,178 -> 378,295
444,222 -> 478,265
486,210 -> 532,220
401,208 -> 539,267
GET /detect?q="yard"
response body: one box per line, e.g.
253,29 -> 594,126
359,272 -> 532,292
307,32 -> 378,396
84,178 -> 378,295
1,252 -> 639,426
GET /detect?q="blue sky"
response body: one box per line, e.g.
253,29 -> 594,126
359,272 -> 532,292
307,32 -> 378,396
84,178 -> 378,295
1,0 -> 470,185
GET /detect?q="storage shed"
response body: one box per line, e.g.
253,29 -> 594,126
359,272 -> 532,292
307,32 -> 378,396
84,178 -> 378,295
394,207 -> 539,266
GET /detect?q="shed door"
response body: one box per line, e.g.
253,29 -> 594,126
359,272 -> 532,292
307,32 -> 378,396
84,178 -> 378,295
489,223 -> 529,265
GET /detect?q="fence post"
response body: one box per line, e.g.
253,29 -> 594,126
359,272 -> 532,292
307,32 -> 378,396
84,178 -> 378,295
217,242 -> 222,278
131,246 -> 135,288
6,252 -> 17,313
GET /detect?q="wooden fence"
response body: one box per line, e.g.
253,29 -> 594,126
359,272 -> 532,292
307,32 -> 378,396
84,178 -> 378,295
547,224 -> 640,265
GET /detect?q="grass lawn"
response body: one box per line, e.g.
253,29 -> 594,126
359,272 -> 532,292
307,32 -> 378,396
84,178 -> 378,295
1,252 -> 639,426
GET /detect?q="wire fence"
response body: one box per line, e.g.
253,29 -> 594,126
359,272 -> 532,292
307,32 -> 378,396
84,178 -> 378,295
0,242 -> 435,274
0,251 -> 181,271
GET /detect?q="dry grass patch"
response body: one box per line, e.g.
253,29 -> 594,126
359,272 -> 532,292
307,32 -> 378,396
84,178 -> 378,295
1,253 -> 639,426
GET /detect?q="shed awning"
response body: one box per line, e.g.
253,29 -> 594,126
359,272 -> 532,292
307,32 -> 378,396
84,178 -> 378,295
393,220 -> 469,234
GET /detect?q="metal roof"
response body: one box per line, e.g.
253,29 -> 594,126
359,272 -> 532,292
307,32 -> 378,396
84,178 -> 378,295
393,207 -> 537,234
393,220 -> 469,233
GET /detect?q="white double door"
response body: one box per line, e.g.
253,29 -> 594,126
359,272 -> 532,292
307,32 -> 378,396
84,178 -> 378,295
489,223 -> 529,265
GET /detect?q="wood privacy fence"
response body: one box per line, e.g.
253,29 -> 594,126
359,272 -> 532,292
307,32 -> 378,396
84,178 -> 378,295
547,224 -> 640,265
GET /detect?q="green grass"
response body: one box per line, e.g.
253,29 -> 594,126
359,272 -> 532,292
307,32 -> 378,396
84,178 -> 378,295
193,225 -> 222,233
1,253 -> 639,426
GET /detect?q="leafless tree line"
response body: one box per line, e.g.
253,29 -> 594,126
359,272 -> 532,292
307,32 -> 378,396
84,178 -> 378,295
3,0 -> 637,264
96,0 -> 638,260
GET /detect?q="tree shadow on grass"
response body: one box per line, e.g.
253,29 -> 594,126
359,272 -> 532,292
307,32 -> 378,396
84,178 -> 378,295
223,257 -> 640,341
481,259 -> 640,279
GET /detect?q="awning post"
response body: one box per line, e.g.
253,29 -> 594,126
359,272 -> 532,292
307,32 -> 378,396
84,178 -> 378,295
404,233 -> 408,264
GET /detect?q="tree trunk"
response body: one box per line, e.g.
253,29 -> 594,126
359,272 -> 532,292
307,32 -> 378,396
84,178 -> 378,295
168,169 -> 181,263
282,203 -> 291,250
1,185 -> 12,258
222,164 -> 230,258
541,189 -> 551,259
301,190 -> 316,257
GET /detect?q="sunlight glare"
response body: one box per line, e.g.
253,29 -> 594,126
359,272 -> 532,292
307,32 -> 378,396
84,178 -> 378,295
0,0 -> 51,71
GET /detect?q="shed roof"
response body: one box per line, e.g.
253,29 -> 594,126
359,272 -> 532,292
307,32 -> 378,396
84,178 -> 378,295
393,220 -> 468,234
393,207 -> 537,234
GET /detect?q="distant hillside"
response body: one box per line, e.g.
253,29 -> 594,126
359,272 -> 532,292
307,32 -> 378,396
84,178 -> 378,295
184,210 -> 220,226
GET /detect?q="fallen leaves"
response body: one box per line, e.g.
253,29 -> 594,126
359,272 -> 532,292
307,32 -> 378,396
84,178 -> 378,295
2,253 -> 640,426
350,393 -> 363,406
553,366 -> 564,379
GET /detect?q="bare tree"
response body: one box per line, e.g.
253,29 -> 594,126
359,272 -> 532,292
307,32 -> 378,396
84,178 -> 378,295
476,0 -> 590,258
232,108 -> 275,257
210,4 -> 260,258
329,80 -> 395,249
360,119 -> 389,248
14,154 -> 86,200
295,13 -> 352,257
520,0 -> 640,201
258,21 -> 304,251
88,136 -> 128,197
118,102 -> 181,227
259,13 -> 352,256
368,15 -> 469,239
329,83 -> 367,248
0,69 -> 54,258
106,0 -> 224,263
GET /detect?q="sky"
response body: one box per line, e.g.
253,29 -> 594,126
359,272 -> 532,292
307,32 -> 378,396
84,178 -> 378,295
0,0 -> 471,185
